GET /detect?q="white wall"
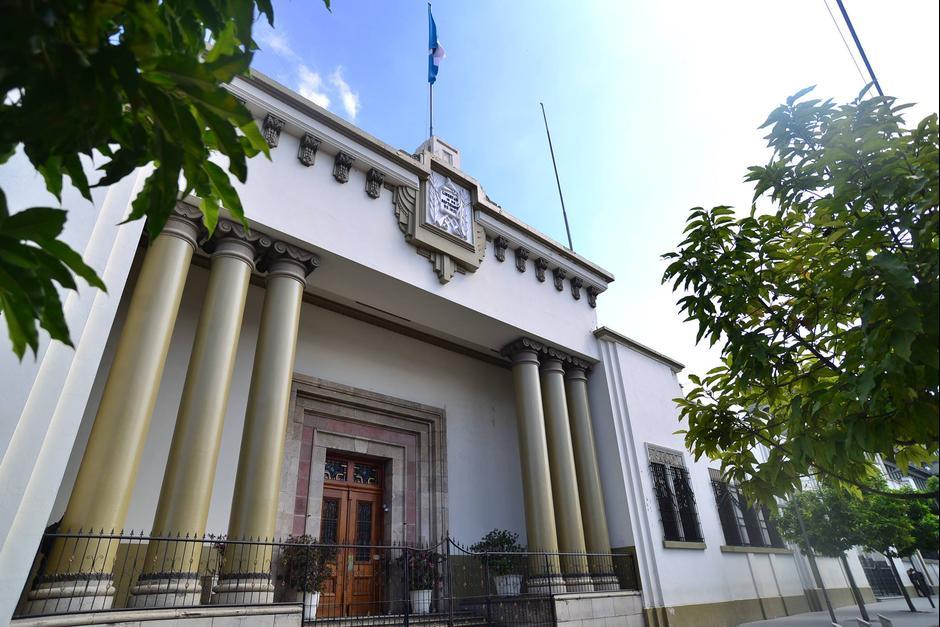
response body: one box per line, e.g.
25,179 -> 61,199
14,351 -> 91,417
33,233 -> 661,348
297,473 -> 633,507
594,335 -> 812,613
224,77 -> 601,359
52,260 -> 527,544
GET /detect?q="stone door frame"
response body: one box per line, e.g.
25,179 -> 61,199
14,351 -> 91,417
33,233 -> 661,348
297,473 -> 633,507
276,375 -> 448,545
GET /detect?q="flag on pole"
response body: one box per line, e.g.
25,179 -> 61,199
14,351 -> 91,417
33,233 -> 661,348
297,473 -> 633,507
428,5 -> 445,85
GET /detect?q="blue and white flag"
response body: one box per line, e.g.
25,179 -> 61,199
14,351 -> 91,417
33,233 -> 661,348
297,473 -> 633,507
428,6 -> 445,85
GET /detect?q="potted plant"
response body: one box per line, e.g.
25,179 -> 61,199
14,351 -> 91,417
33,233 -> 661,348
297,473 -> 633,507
471,529 -> 524,597
202,534 -> 226,604
280,535 -> 331,620
400,548 -> 442,614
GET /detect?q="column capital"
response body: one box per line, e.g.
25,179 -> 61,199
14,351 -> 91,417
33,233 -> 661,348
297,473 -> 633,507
500,337 -> 544,364
259,241 -> 319,285
161,202 -> 205,249
564,355 -> 593,378
202,219 -> 273,268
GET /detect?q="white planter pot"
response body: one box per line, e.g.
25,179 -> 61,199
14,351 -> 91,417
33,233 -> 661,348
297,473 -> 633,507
494,574 -> 522,597
294,590 -> 320,621
410,588 -> 432,614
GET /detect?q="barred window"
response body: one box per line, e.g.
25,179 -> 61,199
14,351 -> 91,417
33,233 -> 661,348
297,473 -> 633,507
709,470 -> 785,548
648,446 -> 703,543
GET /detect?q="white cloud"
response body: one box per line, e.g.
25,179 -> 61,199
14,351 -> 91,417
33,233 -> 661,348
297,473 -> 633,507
255,25 -> 299,61
253,26 -> 361,120
298,65 -> 331,109
330,67 -> 360,121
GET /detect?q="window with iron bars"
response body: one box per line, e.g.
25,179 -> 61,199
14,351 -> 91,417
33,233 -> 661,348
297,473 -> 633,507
648,449 -> 703,543
710,474 -> 785,549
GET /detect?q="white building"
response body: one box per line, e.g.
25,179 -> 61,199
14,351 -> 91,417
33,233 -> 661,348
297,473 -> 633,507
0,71 -> 922,627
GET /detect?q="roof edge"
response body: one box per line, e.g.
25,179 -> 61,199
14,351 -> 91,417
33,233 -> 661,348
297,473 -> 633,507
239,70 -> 615,285
593,326 -> 685,372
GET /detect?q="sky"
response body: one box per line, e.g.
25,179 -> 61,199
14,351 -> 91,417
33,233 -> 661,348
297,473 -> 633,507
249,0 -> 940,379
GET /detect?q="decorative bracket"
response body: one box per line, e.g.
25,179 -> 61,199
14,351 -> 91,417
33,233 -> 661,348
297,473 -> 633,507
262,113 -> 285,148
297,133 -> 320,166
535,257 -> 548,283
333,152 -> 355,183
366,169 -> 385,199
514,247 -> 529,273
570,276 -> 583,300
552,267 -> 567,291
493,236 -> 509,262
587,285 -> 600,308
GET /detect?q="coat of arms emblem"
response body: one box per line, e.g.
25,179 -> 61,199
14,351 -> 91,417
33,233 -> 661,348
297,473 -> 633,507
427,172 -> 473,245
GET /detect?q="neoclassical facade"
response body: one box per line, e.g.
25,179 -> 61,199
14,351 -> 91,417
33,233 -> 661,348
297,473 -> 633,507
1,71 -> 928,627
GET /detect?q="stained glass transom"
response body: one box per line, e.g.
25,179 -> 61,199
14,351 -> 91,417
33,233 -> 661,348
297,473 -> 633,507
354,463 -> 379,485
324,459 -> 347,481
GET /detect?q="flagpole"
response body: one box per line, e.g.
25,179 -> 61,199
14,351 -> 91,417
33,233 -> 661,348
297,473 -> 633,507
428,2 -> 433,139
541,102 -> 574,251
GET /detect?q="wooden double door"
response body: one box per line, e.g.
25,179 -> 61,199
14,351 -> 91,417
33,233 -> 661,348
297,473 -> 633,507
318,455 -> 384,617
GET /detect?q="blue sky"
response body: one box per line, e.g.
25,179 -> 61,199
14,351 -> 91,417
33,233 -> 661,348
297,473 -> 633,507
250,0 -> 940,377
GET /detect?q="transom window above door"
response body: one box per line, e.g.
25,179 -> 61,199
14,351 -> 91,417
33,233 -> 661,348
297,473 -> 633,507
324,456 -> 381,486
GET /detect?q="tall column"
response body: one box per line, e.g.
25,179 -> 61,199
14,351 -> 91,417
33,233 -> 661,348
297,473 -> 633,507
129,222 -> 268,608
500,339 -> 565,594
540,352 -> 593,592
27,206 -> 202,615
565,360 -> 619,591
214,242 -> 317,605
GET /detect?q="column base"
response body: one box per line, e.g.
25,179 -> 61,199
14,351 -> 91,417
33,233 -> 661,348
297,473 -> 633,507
211,573 -> 275,605
128,573 -> 201,608
591,574 -> 621,592
564,573 -> 595,593
25,576 -> 115,615
526,574 -> 567,595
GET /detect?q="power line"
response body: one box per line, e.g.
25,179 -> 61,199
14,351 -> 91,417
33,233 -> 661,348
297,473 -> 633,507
834,0 -> 885,97
822,0 -> 869,88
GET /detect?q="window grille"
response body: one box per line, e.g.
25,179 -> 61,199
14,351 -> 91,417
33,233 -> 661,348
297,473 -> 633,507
648,446 -> 703,543
710,474 -> 785,548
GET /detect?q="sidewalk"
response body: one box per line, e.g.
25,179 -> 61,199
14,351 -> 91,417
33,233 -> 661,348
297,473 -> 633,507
740,596 -> 939,627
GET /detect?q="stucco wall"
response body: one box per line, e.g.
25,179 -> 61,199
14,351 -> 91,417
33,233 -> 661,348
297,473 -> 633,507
51,259 -> 527,545
594,335 -> 817,617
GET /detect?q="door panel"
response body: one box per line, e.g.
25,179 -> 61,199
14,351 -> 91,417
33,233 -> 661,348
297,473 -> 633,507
318,487 -> 347,617
346,491 -> 382,615
316,455 -> 383,618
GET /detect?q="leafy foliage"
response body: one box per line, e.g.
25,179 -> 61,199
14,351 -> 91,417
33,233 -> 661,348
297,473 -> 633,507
663,88 -> 939,503
280,535 -> 332,593
774,485 -> 862,557
399,548 -> 444,591
0,0 -> 327,359
471,528 -> 525,576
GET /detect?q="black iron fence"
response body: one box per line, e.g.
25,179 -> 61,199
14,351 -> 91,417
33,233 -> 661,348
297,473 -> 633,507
859,556 -> 902,599
16,531 -> 640,626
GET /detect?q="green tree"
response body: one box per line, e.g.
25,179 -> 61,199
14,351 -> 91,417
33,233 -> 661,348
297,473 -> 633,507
774,486 -> 869,619
0,0 -> 329,359
663,88 -> 939,503
854,481 -> 934,611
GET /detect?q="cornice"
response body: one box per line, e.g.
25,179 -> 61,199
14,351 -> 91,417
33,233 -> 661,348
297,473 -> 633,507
231,71 -> 615,288
594,326 -> 685,372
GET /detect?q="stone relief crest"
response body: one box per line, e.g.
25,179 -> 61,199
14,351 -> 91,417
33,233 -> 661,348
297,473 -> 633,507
427,171 -> 473,245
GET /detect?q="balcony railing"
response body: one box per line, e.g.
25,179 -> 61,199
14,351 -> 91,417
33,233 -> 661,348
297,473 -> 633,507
15,531 -> 640,626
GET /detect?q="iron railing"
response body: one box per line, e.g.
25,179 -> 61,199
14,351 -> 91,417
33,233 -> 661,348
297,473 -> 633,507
16,531 -> 640,626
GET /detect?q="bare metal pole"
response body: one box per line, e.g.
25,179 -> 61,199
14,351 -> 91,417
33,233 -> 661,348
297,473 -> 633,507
834,0 -> 884,97
540,102 -> 573,251
429,83 -> 434,139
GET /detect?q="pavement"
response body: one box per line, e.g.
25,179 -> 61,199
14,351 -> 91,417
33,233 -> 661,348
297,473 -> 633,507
739,596 -> 939,627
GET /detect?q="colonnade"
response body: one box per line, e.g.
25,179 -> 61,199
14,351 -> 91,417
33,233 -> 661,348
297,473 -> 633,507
26,202 -> 614,613
502,338 -> 617,592
26,206 -> 318,613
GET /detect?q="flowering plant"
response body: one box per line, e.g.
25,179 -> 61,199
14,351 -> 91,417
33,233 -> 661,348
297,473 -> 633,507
280,534 -> 332,593
399,548 -> 443,591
